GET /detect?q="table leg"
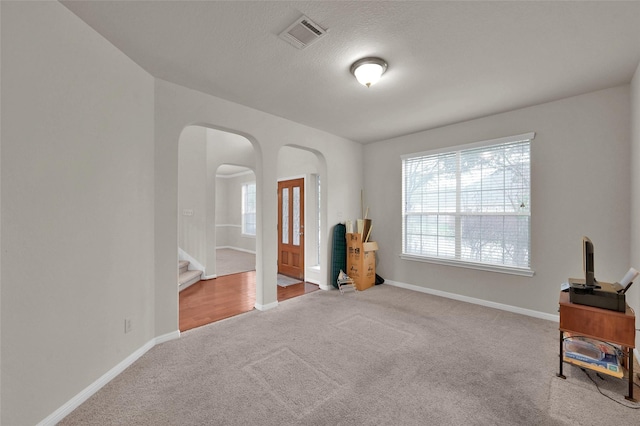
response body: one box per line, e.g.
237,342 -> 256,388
626,347 -> 636,402
557,330 -> 566,379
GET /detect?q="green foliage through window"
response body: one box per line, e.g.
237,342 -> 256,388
402,133 -> 533,270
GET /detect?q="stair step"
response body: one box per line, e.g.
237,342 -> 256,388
179,269 -> 202,288
179,260 -> 189,274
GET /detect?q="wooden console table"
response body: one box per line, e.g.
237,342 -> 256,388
557,291 -> 636,401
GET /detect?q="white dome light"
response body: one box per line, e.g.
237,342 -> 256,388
350,57 -> 388,88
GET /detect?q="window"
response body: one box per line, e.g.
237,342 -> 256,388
401,133 -> 534,275
242,182 -> 256,236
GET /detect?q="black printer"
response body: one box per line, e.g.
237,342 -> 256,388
568,279 -> 627,312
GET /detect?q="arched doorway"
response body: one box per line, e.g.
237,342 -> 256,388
276,145 -> 329,290
178,125 -> 258,330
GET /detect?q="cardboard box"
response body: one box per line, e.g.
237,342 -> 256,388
346,233 -> 379,291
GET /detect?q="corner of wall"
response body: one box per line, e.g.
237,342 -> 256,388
630,60 -> 640,351
0,1 -> 3,418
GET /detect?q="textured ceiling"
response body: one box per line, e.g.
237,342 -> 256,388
62,1 -> 640,144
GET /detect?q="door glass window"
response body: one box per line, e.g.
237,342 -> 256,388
293,186 -> 300,246
282,188 -> 289,244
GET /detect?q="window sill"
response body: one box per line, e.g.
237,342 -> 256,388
399,254 -> 534,277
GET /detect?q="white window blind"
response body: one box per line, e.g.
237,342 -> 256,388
242,182 -> 256,236
402,133 -> 533,274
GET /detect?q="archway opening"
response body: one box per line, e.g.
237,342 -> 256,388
178,125 -> 258,330
276,145 -> 328,291
214,164 -> 257,277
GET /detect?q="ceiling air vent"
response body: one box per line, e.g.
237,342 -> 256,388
279,15 -> 327,49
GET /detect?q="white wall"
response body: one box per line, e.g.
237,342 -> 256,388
216,171 -> 257,253
630,62 -> 640,350
178,126 -> 208,265
154,78 -> 363,328
1,2 -> 156,425
13,2 -> 635,423
364,86 -> 631,316
0,1 -> 3,419
215,175 -> 232,247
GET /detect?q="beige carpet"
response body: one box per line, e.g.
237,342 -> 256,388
216,248 -> 255,276
60,285 -> 640,425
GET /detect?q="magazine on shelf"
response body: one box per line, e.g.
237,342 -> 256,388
563,351 -> 623,378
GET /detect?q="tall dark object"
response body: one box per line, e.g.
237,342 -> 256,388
331,223 -> 347,288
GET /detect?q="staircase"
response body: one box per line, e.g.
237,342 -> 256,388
179,260 -> 203,291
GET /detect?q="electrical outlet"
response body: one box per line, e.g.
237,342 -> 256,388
124,318 -> 132,334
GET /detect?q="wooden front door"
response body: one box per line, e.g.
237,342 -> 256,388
278,178 -> 304,280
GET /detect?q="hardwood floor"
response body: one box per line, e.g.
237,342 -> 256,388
179,271 -> 319,332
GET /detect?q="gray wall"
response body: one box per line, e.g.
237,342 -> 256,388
364,85 -> 631,316
216,171 -> 257,253
631,62 -> 640,350
4,2 -> 638,424
1,2 -> 156,424
178,126 -> 208,265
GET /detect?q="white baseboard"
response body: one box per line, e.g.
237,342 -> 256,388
384,279 -> 559,322
255,300 -> 278,311
37,330 -> 180,426
155,330 -> 181,345
305,277 -> 320,285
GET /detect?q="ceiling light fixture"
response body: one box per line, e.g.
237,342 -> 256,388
350,57 -> 388,88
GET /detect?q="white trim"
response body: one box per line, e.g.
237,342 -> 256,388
400,254 -> 535,277
216,170 -> 254,179
255,300 -> 279,311
384,279 -> 558,322
305,265 -> 321,286
154,330 -> 181,345
37,330 -> 180,426
305,277 -> 321,285
178,247 -> 205,273
401,132 -> 535,159
202,274 -> 217,280
216,246 -> 256,254
216,224 -> 241,228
